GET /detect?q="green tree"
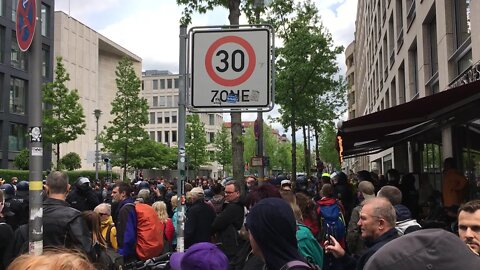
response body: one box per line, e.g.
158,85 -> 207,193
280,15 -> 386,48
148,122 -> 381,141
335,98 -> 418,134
43,56 -> 86,169
213,126 -> 232,176
100,57 -> 149,180
319,124 -> 341,170
13,148 -> 29,170
129,140 -> 177,170
186,114 -> 209,174
60,152 -> 81,171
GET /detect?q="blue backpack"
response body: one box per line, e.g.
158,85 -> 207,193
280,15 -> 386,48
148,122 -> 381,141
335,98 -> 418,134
318,202 -> 346,244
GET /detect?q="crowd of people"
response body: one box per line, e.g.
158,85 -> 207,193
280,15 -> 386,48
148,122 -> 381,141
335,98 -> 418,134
0,157 -> 479,270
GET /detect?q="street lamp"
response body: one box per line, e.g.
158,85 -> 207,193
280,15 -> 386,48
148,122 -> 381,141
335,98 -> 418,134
94,109 -> 102,181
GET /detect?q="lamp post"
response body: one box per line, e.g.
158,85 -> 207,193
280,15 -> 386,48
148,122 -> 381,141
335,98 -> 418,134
94,109 -> 102,181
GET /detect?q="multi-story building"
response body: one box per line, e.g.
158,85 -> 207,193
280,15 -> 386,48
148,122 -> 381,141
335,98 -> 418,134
141,70 -> 224,178
54,11 -> 142,170
340,0 -> 480,190
0,0 -> 54,169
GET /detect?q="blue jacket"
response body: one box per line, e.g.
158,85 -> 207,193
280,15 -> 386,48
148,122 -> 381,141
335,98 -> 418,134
116,198 -> 137,258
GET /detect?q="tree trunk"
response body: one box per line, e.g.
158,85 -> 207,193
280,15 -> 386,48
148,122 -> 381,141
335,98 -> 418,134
56,143 -> 60,170
302,125 -> 308,175
228,0 -> 245,195
291,116 -> 297,185
315,128 -> 320,158
123,141 -> 128,181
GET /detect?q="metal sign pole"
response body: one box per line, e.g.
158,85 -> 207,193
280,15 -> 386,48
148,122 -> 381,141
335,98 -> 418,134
28,0 -> 43,255
176,25 -> 188,252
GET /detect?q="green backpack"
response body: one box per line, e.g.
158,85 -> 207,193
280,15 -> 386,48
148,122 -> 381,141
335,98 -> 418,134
296,223 -> 324,268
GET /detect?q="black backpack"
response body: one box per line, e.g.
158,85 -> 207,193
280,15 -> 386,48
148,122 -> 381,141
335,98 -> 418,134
280,260 -> 321,270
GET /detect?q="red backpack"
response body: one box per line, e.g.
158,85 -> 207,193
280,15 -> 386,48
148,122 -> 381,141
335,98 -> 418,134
134,203 -> 164,260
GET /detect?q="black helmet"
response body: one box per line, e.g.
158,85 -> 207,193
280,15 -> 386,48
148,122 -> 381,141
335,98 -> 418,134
16,181 -> 29,192
138,181 -> 150,190
0,183 -> 15,198
295,176 -> 308,191
75,177 -> 90,190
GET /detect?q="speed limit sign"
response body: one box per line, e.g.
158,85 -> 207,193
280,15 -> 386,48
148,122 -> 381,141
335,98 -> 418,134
190,27 -> 273,111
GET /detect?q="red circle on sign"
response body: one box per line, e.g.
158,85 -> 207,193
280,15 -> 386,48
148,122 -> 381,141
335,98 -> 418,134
16,0 -> 37,52
205,35 -> 256,87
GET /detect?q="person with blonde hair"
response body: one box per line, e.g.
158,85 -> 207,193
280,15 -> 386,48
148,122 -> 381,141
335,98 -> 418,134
7,249 -> 96,270
152,201 -> 174,252
94,203 -> 118,251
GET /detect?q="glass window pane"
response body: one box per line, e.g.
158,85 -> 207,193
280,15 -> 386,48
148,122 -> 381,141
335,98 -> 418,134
172,111 -> 177,123
0,27 -> 4,63
0,0 -> 4,16
159,96 -> 166,107
165,131 -> 169,143
454,0 -> 471,48
9,122 -> 26,151
149,112 -> 155,124
174,78 -> 179,88
11,0 -> 17,22
152,96 -> 158,107
41,4 -> 49,37
149,131 -> 155,140
172,131 -> 177,142
42,47 -> 49,78
10,77 -> 26,115
160,79 -> 165,89
174,95 -> 179,107
153,79 -> 158,90
167,79 -> 172,88
157,131 -> 162,142
11,32 -> 27,70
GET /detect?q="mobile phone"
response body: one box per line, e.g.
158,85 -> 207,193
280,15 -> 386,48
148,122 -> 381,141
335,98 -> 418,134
326,224 -> 333,245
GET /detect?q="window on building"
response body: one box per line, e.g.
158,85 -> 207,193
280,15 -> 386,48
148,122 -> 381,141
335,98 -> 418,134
391,77 -> 397,106
157,116 -> 163,124
408,43 -> 419,99
174,78 -> 179,88
41,3 -> 50,37
160,79 -> 166,89
0,0 -> 4,16
428,16 -> 438,78
165,131 -> 170,144
209,114 -> 215,125
388,16 -> 395,68
152,96 -> 158,107
396,0 -> 404,51
141,80 -> 144,90
172,111 -> 177,123
0,27 -> 4,63
174,95 -> 179,107
398,63 -> 406,104
10,77 -> 26,115
159,96 -> 166,107
42,47 -> 50,78
167,79 -> 172,88
166,96 -> 173,107
11,0 -> 16,22
451,0 -> 472,76
149,131 -> 155,140
406,0 -> 416,30
165,115 -> 170,124
209,132 -> 215,143
9,122 -> 26,151
157,131 -> 162,142
149,112 -> 155,124
11,32 -> 27,71
385,89 -> 390,108
0,74 -> 3,111
172,131 -> 177,143
153,79 -> 159,90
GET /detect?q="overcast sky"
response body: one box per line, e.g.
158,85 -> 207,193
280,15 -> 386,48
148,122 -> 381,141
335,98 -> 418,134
54,0 -> 357,137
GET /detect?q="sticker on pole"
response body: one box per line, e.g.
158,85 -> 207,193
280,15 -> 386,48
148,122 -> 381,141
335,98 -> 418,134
191,28 -> 271,109
16,0 -> 37,52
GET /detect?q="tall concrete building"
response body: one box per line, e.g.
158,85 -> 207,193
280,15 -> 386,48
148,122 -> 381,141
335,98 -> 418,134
141,70 -> 224,179
0,0 -> 54,169
54,11 -> 142,170
340,0 -> 480,190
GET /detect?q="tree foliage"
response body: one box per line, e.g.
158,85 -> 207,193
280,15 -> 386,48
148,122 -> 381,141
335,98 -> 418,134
319,124 -> 341,170
43,56 -> 86,169
99,57 -> 149,180
13,149 -> 29,170
213,126 -> 232,175
186,114 -> 209,172
129,140 -> 178,170
60,152 -> 81,171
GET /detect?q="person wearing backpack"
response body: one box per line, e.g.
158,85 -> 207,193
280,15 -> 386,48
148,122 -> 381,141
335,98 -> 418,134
316,184 -> 346,248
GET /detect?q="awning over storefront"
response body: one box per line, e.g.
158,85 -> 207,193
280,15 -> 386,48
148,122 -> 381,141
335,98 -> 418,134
337,80 -> 480,159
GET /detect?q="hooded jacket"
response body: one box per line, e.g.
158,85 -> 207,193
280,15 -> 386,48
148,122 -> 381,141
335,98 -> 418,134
100,216 -> 118,251
246,198 -> 306,270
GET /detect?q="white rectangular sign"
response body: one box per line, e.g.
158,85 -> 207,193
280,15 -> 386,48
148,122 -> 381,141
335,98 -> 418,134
191,28 -> 271,109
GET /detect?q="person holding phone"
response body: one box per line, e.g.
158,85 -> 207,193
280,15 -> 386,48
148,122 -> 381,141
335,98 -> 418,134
324,197 -> 398,270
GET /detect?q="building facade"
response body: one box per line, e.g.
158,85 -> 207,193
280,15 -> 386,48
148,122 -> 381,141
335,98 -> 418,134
141,70 -> 224,179
342,0 -> 480,191
0,0 -> 54,169
54,11 -> 142,170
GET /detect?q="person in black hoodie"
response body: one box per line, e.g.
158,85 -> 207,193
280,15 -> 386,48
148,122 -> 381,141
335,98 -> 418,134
0,190 -> 14,270
245,197 -> 313,270
333,172 -> 354,224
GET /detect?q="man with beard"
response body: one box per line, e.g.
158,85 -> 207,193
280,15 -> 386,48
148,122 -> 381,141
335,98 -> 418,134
458,200 -> 480,256
325,197 -> 398,270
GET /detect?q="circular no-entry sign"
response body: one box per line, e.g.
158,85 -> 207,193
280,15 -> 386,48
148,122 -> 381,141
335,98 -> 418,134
16,0 -> 37,52
192,28 -> 271,109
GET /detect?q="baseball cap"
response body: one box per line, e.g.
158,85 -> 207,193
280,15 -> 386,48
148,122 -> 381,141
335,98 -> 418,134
170,242 -> 228,270
281,180 -> 291,186
190,187 -> 204,196
364,229 -> 480,270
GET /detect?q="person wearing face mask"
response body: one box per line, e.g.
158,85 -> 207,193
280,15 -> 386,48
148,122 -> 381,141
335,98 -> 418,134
0,189 -> 14,270
66,177 -> 100,212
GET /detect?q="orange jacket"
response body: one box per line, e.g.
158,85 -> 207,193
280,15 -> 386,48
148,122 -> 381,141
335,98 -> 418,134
442,169 -> 467,207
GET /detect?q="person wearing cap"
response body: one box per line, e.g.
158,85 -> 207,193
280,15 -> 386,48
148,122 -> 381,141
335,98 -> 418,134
346,180 -> 375,257
458,199 -> 480,256
281,179 -> 292,191
364,229 -> 480,270
211,180 -> 245,267
325,197 -> 398,270
67,177 -> 100,212
185,187 -> 216,248
170,242 -> 228,270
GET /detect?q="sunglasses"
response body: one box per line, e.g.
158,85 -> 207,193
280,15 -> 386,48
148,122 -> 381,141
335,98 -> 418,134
99,213 -> 109,216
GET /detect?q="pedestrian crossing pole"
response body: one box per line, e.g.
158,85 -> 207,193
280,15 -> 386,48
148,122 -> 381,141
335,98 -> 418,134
176,25 -> 188,252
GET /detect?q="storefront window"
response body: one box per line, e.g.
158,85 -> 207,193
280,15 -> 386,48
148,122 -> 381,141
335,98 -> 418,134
421,143 -> 442,173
